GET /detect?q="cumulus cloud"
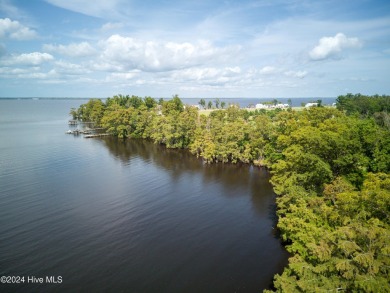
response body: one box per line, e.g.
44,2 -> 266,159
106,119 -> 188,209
0,18 -> 37,40
161,66 -> 251,88
1,52 -> 54,66
98,34 -> 240,72
43,42 -> 96,57
309,33 -> 361,61
0,67 -> 56,79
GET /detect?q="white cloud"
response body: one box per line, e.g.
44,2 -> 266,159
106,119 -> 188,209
0,68 -> 56,79
172,67 -> 241,82
259,66 -> 278,75
0,0 -> 20,17
135,79 -> 147,85
284,70 -> 308,78
19,72 -> 51,79
309,33 -> 362,61
43,42 -> 96,57
101,22 -> 123,31
0,66 -> 39,75
0,18 -> 36,40
43,0 -> 122,19
53,60 -> 91,75
98,34 -> 240,72
1,52 -> 54,66
162,65 -> 310,89
106,72 -> 139,82
89,61 -> 123,72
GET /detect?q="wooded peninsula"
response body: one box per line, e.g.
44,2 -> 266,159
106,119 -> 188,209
70,93 -> 390,292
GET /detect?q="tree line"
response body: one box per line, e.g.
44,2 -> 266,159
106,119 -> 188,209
71,94 -> 390,292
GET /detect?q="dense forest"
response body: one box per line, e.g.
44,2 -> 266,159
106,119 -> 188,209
71,93 -> 390,292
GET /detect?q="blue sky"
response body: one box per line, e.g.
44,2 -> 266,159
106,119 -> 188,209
0,0 -> 389,98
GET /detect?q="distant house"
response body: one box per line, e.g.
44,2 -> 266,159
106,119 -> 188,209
275,104 -> 289,109
255,103 -> 289,109
255,103 -> 268,109
305,102 -> 318,108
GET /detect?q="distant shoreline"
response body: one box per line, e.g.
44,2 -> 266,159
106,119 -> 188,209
0,96 -> 336,100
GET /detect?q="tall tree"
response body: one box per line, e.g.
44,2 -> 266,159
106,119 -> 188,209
199,98 -> 206,109
214,98 -> 220,109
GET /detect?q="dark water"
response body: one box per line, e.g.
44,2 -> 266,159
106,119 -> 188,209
0,99 -> 289,293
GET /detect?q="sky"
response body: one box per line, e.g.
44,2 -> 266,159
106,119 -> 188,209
0,0 -> 389,98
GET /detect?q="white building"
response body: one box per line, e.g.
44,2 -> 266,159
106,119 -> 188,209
275,104 -> 289,109
305,102 -> 318,108
255,103 -> 290,109
255,103 -> 269,109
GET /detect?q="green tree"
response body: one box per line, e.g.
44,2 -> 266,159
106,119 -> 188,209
214,98 -> 220,109
199,98 -> 206,109
150,106 -> 197,148
336,93 -> 390,117
101,107 -> 135,138
144,96 -> 157,109
127,95 -> 144,108
271,144 -> 333,194
162,95 -> 184,115
69,107 -> 79,120
77,98 -> 105,125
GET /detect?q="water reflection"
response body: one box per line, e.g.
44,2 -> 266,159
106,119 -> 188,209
99,137 -> 277,219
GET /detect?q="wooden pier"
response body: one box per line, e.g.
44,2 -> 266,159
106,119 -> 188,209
68,120 -> 78,125
66,121 -> 109,138
84,133 -> 111,138
66,130 -> 110,137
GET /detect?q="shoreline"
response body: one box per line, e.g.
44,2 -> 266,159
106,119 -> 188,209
71,95 -> 390,292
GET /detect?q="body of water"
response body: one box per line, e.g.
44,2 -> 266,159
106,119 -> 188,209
0,99 -> 288,292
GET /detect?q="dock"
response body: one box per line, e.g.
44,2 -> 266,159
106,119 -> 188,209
66,130 -> 110,138
66,120 -> 110,138
68,120 -> 78,125
66,127 -> 109,136
84,133 -> 111,138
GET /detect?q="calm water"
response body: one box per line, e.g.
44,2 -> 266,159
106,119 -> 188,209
0,99 -> 288,293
